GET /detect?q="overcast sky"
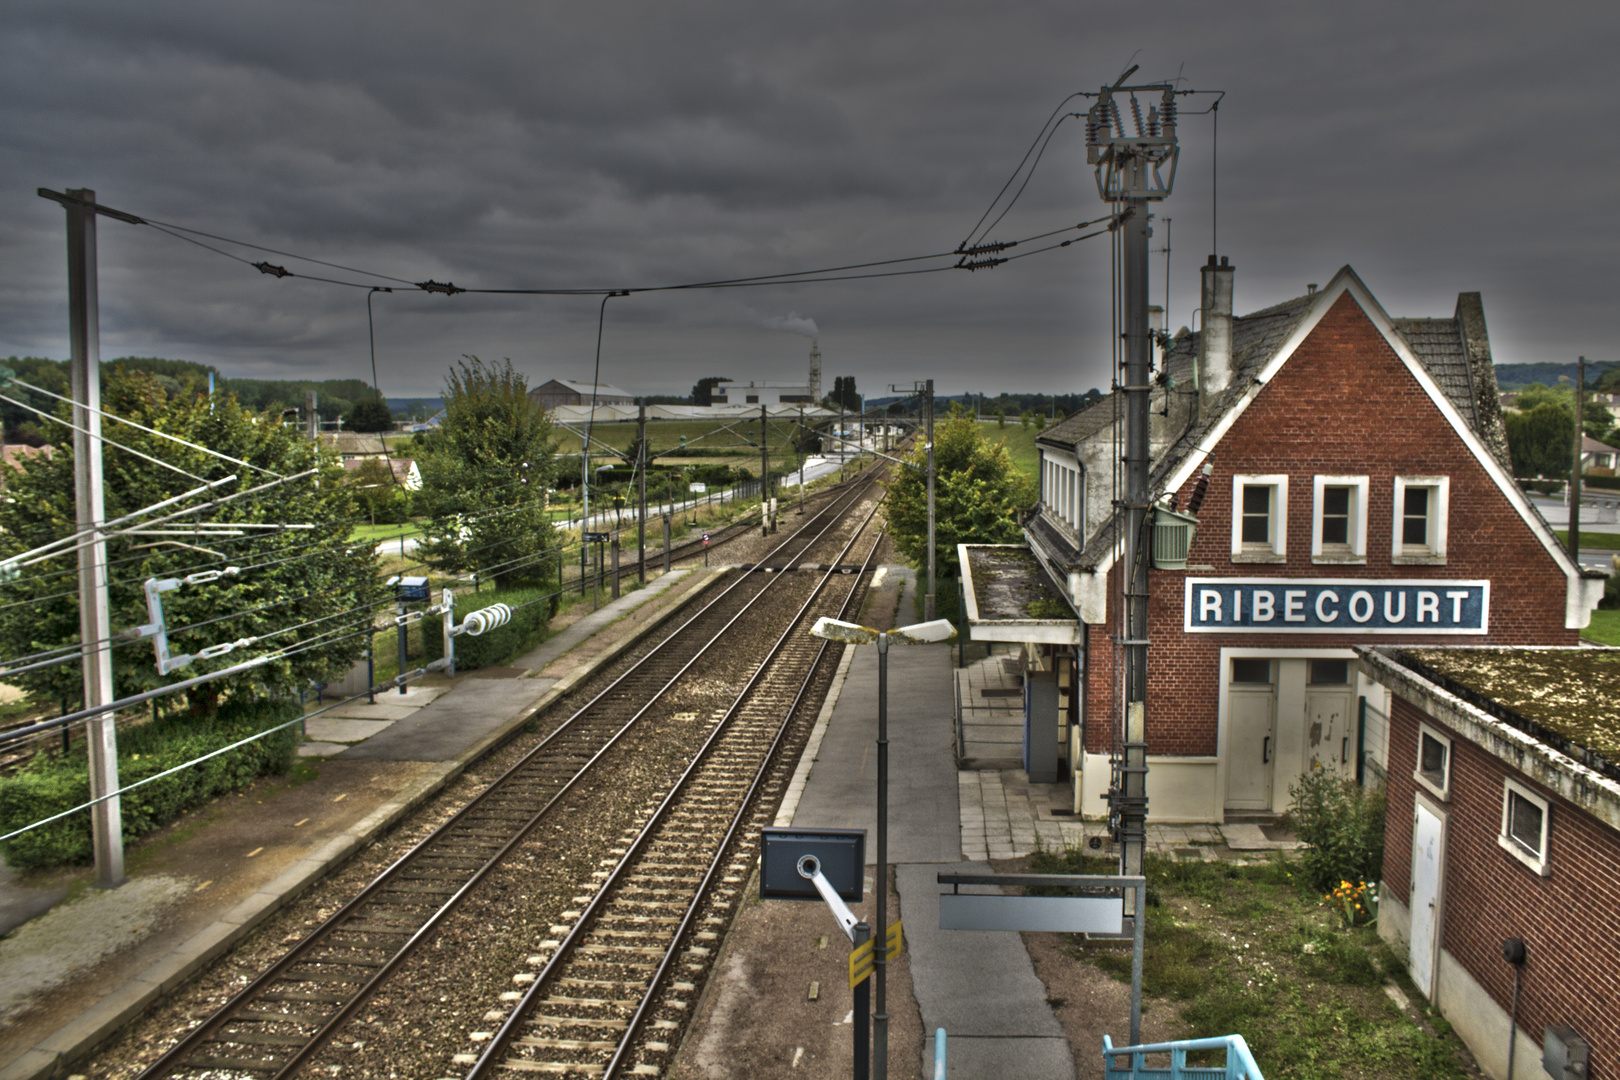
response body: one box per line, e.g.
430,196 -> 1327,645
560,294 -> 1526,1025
3,2 -> 1614,401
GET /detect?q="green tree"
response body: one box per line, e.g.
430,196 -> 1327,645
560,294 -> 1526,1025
345,457 -> 411,525
882,413 -> 1036,580
0,370 -> 383,709
1019,410 -> 1032,429
1034,411 -> 1047,432
417,357 -> 559,589
691,376 -> 732,407
1505,402 -> 1575,478
345,398 -> 394,433
995,407 -> 1006,428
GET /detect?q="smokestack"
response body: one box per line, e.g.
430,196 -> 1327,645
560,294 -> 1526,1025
808,339 -> 822,402
1199,255 -> 1235,411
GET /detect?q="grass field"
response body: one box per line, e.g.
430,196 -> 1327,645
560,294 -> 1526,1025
1555,529 -> 1620,549
977,419 -> 1043,483
1583,609 -> 1620,645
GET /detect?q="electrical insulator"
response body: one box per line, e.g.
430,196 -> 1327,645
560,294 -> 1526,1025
416,279 -> 465,295
1130,95 -> 1144,137
1161,96 -> 1177,128
1147,106 -> 1160,138
254,261 -> 292,278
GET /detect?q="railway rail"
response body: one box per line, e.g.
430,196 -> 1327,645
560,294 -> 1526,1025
131,465 -> 888,1080
461,498 -> 883,1079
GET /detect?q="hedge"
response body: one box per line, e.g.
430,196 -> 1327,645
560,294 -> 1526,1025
0,698 -> 299,870
422,585 -> 556,671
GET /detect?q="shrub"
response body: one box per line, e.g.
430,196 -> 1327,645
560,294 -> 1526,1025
421,585 -> 555,671
1287,768 -> 1386,892
0,699 -> 299,870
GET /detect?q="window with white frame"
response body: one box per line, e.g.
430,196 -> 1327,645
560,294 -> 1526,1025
1231,474 -> 1288,562
1043,455 -> 1084,534
1393,476 -> 1449,564
1413,723 -> 1451,800
1499,779 -> 1550,875
1312,475 -> 1368,563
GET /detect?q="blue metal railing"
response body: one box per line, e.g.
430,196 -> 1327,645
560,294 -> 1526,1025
933,1028 -> 946,1080
1102,1034 -> 1265,1079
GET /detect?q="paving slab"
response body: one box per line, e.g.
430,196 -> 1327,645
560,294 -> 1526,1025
317,702 -> 420,721
295,741 -> 350,758
790,644 -> 959,864
336,678 -> 552,762
899,862 -> 1073,1080
303,717 -> 398,743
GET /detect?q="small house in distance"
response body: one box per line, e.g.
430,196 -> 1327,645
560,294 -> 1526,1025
530,379 -> 634,411
318,432 -> 386,462
1358,645 -> 1618,1080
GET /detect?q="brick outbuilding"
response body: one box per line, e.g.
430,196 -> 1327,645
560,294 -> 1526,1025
1358,645 -> 1619,1080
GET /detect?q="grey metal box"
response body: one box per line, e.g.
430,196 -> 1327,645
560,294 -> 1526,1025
1543,1026 -> 1590,1080
759,827 -> 864,902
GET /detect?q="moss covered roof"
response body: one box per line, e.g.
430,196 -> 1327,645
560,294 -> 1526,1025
1402,648 -> 1620,762
964,545 -> 1071,621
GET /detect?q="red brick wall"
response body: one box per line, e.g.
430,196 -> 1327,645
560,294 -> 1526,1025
1083,292 -> 1577,756
1385,696 -> 1620,1074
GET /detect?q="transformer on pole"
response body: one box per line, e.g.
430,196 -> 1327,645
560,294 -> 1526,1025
1085,75 -> 1179,908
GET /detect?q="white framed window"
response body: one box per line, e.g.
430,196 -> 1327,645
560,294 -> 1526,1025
1311,475 -> 1368,563
1499,779 -> 1551,876
1392,476 -> 1450,564
1042,454 -> 1084,535
1413,723 -> 1452,801
1231,474 -> 1288,562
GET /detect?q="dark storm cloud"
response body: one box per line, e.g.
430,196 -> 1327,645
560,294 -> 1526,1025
2,2 -> 1615,399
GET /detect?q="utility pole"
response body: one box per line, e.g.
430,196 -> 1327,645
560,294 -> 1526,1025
1572,356 -> 1586,562
760,401 -> 770,536
637,403 -> 648,584
925,379 -> 935,620
1087,73 -> 1180,928
306,389 -> 319,441
43,188 -> 124,887
892,380 -> 937,619
580,429 -> 590,594
797,404 -> 806,515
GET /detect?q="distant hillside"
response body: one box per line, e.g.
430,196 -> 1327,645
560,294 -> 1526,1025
0,355 -> 434,442
1494,361 -> 1620,390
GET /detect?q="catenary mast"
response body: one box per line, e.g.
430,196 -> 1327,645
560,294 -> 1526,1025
1085,73 -> 1179,885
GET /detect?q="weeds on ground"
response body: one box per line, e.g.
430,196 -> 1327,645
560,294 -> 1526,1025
1037,849 -> 1468,1080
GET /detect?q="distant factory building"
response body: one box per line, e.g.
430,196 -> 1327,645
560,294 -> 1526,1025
711,341 -> 824,405
531,379 -> 635,411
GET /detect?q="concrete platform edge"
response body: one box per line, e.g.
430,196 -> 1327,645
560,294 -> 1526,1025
0,568 -> 730,1080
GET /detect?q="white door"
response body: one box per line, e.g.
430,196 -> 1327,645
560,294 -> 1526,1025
1409,802 -> 1445,998
1306,687 -> 1355,778
1226,659 -> 1277,811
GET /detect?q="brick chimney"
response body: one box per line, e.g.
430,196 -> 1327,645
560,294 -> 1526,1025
1199,255 -> 1235,412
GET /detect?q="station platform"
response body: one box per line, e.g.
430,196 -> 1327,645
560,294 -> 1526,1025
0,568 -> 721,1080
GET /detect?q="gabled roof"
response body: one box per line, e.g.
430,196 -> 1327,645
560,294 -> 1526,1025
539,379 -> 633,399
1035,266 -> 1597,626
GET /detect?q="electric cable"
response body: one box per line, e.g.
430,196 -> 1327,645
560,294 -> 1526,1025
0,392 -> 208,483
967,113 -> 1079,248
959,92 -> 1085,250
4,375 -> 283,477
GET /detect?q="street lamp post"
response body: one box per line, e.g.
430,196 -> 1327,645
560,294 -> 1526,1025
808,615 -> 956,1080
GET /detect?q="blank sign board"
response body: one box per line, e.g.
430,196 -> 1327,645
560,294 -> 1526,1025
759,827 -> 865,902
938,893 -> 1123,934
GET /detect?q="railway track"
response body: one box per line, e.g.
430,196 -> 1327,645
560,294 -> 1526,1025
132,467 -> 887,1080
461,516 -> 882,1079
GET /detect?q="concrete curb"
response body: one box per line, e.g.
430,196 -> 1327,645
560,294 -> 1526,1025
0,568 -> 730,1080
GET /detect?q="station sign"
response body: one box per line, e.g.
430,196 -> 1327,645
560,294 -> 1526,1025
1183,578 -> 1489,634
584,531 -> 610,543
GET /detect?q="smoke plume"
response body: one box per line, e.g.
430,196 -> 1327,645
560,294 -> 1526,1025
750,309 -> 819,338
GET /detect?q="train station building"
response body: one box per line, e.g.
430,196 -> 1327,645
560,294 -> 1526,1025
960,262 -> 1605,822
